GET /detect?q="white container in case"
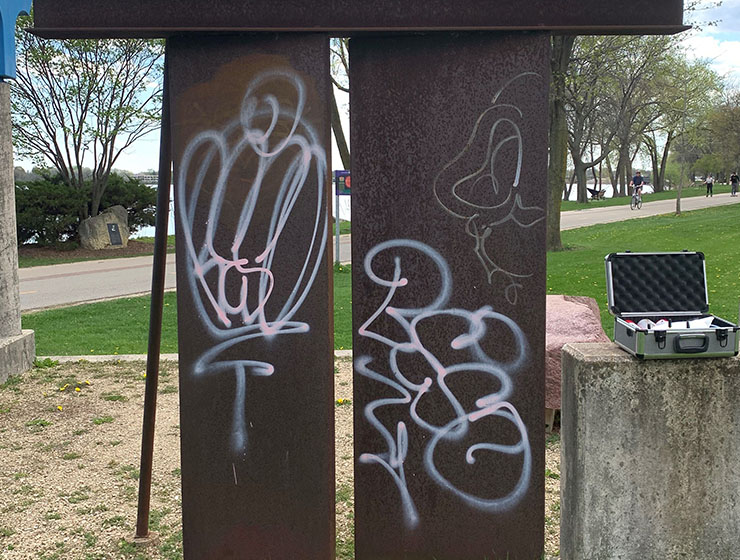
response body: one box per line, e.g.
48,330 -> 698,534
605,251 -> 739,359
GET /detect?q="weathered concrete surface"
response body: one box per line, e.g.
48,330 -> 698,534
545,295 -> 609,409
0,82 -> 34,380
0,82 -> 22,339
561,342 -> 740,560
0,330 -> 35,384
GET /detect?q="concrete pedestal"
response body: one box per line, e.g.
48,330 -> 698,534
561,342 -> 740,560
0,330 -> 35,384
0,82 -> 34,383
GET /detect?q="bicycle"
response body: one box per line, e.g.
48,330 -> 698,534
630,189 -> 642,210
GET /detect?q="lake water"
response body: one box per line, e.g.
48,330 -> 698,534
132,182 -> 648,238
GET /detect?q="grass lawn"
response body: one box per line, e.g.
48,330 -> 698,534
561,182 -> 732,211
23,265 -> 353,356
550,203 -> 740,337
23,205 -> 740,354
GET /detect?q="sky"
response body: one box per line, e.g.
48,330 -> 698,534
21,4 -> 740,174
683,0 -> 740,84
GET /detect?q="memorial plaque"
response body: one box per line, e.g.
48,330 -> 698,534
106,223 -> 123,246
169,34 -> 334,559
351,33 -> 549,559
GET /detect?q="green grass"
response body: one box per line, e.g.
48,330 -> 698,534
21,205 -> 740,354
23,293 -> 179,356
23,266 -> 351,355
560,182 -> 733,211
550,204 -> 740,337
334,264 -> 352,350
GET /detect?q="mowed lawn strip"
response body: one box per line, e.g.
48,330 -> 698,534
23,204 -> 740,354
549,204 -> 740,337
23,265 -> 353,355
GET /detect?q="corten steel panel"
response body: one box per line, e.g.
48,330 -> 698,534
31,0 -> 686,37
351,33 -> 549,559
169,34 -> 334,560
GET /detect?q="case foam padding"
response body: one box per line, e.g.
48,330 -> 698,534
608,253 -> 707,314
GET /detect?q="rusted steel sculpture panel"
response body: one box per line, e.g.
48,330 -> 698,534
31,0 -> 686,37
169,34 -> 334,559
351,33 -> 549,559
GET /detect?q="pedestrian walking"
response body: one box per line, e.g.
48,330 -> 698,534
705,174 -> 714,197
730,172 -> 739,197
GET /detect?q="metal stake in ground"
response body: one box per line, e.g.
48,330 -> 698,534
136,43 -> 171,542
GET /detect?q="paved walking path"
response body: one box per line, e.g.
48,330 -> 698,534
561,192 -> 739,230
20,195 -> 738,311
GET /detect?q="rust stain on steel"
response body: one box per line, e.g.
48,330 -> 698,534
350,32 -> 549,559
169,34 -> 334,560
32,0 -> 685,37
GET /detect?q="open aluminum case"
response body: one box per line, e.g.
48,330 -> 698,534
605,251 -> 739,359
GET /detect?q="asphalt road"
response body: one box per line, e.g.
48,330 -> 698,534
19,195 -> 738,311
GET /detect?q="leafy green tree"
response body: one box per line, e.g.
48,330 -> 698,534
11,14 -> 163,220
15,171 -> 155,246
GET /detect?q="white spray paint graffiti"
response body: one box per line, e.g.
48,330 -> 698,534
357,240 -> 531,529
433,72 -> 544,304
177,69 -> 327,453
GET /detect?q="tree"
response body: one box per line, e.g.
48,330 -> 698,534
330,37 -> 351,170
546,35 -> 575,251
11,14 -> 163,220
642,56 -> 719,192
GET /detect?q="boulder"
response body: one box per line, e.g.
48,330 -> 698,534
79,205 -> 129,250
545,295 -> 609,410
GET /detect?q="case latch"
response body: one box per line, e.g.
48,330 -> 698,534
716,329 -> 728,348
655,330 -> 667,349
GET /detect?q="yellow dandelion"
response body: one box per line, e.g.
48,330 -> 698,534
85,380 -> 91,386
75,387 -> 81,393
57,405 -> 63,412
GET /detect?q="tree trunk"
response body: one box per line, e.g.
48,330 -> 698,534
605,156 -> 616,194
331,89 -> 351,170
656,133 -> 673,192
546,35 -> 575,251
575,162 -> 588,203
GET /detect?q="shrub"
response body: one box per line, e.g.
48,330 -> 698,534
99,174 -> 156,234
15,174 -> 86,246
15,171 -> 156,246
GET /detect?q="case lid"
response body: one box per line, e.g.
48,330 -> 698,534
605,251 -> 708,316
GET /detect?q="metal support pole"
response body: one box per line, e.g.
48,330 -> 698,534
335,190 -> 341,265
136,43 -> 171,540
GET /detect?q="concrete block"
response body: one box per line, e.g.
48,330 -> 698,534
561,342 -> 740,560
0,330 -> 35,384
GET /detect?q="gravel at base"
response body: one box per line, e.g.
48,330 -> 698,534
0,358 -> 560,559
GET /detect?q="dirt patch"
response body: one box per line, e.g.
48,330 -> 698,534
0,358 -> 560,559
19,240 -> 160,264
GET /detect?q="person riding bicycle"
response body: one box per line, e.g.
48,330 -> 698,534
629,171 -> 645,198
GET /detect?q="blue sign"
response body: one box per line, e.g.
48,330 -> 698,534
335,170 -> 351,196
0,0 -> 31,79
